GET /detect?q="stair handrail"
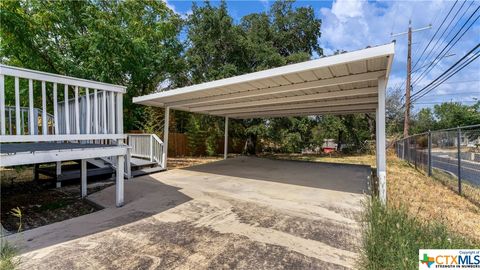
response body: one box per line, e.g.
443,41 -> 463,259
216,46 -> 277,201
127,133 -> 163,166
150,134 -> 163,165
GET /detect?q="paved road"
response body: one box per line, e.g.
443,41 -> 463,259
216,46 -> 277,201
431,153 -> 480,186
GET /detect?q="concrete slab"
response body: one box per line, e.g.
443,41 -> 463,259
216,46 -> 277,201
6,156 -> 371,269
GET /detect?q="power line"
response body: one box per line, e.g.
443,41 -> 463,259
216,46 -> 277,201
412,53 -> 480,103
412,43 -> 480,100
411,4 -> 446,64
411,43 -> 480,103
398,1 -> 463,100
415,100 -> 477,104
412,46 -> 480,102
400,44 -> 479,109
411,0 -> 459,71
412,4 -> 479,88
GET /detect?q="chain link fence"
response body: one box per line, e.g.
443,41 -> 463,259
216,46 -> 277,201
395,124 -> 480,205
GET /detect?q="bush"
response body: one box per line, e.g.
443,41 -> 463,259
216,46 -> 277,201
359,198 -> 477,269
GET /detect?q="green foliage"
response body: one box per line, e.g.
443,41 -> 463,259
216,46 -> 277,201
409,102 -> 480,133
360,198 -> 477,270
1,0 -> 184,130
180,0 -> 324,154
9,208 -> 22,233
0,241 -> 19,270
141,106 -> 164,135
433,101 -> 480,129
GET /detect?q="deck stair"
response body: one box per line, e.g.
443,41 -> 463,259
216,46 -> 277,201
37,155 -> 165,186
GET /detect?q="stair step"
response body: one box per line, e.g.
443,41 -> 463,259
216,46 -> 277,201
131,166 -> 166,178
37,164 -> 113,181
86,158 -> 109,168
130,157 -> 158,169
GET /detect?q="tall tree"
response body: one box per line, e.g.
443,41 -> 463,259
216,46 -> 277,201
1,0 -> 184,130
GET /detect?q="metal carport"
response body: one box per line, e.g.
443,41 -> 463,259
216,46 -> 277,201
133,43 -> 395,203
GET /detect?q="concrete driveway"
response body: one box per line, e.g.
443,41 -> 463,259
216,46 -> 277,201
7,156 -> 371,269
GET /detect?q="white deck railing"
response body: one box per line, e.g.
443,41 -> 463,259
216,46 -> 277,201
4,105 -> 54,135
0,64 -> 126,142
127,134 -> 164,165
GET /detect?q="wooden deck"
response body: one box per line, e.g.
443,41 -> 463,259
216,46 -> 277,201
0,142 -> 119,154
0,142 -> 127,167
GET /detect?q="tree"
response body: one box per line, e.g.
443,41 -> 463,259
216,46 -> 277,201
179,0 -> 324,155
411,108 -> 435,134
433,102 -> 480,129
386,87 -> 404,135
1,0 -> 184,130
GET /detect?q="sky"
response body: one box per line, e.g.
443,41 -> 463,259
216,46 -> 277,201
166,0 -> 480,112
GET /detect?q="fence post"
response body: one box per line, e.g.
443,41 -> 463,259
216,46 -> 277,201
457,127 -> 462,195
428,130 -> 432,176
414,136 -> 417,169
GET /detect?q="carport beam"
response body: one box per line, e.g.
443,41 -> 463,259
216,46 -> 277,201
224,116 -> 228,159
377,77 -> 387,205
162,106 -> 170,169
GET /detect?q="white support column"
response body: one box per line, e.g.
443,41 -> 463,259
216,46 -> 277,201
162,107 -> 170,170
81,159 -> 87,198
116,155 -> 125,207
377,77 -> 387,205
224,116 -> 229,160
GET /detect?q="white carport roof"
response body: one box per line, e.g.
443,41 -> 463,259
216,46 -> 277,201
133,43 -> 394,204
133,43 -> 394,119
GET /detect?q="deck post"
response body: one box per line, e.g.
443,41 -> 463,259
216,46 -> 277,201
224,116 -> 229,159
56,161 -> 62,188
162,107 -> 170,170
34,164 -> 39,181
376,77 -> 387,205
116,155 -> 125,207
81,159 -> 87,197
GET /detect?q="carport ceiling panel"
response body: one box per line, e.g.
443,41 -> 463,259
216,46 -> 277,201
229,104 -> 378,119
189,87 -> 379,112
132,43 -> 394,116
170,70 -> 385,109
233,109 -> 376,119
208,96 -> 379,115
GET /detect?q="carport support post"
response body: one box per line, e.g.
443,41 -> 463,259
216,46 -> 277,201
116,155 -> 125,207
224,116 -> 229,159
377,77 -> 387,205
162,106 -> 170,170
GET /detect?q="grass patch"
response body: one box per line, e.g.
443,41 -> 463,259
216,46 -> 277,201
359,198 -> 478,270
431,168 -> 480,207
0,241 -> 19,270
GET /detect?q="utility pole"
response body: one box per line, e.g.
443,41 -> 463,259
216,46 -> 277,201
392,20 -> 431,137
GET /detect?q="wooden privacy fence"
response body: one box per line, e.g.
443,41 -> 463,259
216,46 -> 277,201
129,132 -> 244,157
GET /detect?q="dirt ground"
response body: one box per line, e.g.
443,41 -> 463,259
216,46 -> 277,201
0,157 -> 222,233
7,156 -> 370,269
